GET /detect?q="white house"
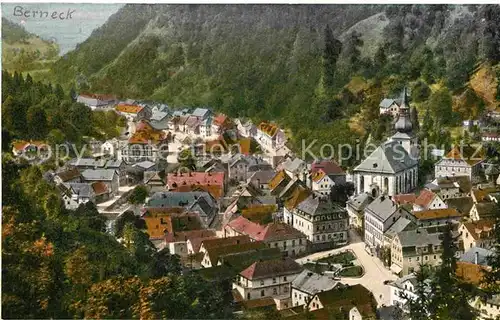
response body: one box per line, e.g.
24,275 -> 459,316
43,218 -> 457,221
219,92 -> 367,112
76,93 -> 116,110
364,195 -> 411,252
434,145 -> 485,181
413,189 -> 447,211
289,195 -> 349,245
387,274 -> 418,309
291,270 -> 340,307
233,257 -> 303,304
256,122 -> 287,152
59,183 -> 96,210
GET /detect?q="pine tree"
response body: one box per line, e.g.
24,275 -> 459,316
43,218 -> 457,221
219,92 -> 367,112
323,24 -> 342,90
373,45 -> 387,70
402,265 -> 431,320
482,202 -> 500,295
410,106 -> 420,132
27,106 -> 48,139
431,223 -> 477,319
419,106 -> 433,141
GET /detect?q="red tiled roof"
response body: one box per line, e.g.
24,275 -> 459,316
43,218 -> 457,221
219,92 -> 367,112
91,181 -> 108,196
311,160 -> 344,175
116,104 -> 144,114
226,216 -> 266,239
256,223 -> 306,242
456,262 -> 488,286
412,208 -> 461,220
239,138 -> 251,156
201,235 -> 252,250
257,122 -> 279,137
214,114 -> 228,127
187,235 -> 219,253
12,141 -> 30,151
239,257 -> 303,280
414,189 -> 437,208
164,229 -> 216,244
393,193 -> 417,205
56,168 -> 81,182
143,211 -> 203,239
12,140 -> 48,151
462,219 -> 495,241
172,184 -> 224,199
167,171 -> 224,189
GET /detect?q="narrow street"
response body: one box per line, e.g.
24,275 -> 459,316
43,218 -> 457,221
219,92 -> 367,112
296,230 -> 397,307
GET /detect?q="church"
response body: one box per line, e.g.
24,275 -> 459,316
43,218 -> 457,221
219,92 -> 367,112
353,88 -> 419,197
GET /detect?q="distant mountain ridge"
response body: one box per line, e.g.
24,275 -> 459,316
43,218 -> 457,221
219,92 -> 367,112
2,18 -> 59,75
50,4 -> 499,154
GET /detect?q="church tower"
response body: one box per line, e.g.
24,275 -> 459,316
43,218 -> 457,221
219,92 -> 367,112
390,87 -> 418,157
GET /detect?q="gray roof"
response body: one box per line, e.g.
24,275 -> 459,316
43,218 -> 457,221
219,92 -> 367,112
255,196 -> 277,205
146,191 -> 215,209
354,141 -> 418,174
133,160 -> 156,170
385,217 -> 415,240
228,154 -> 260,168
296,195 -> 346,217
187,196 -> 216,218
151,110 -> 169,122
347,193 -> 374,212
379,98 -> 398,109
487,295 -> 500,306
388,273 -> 417,290
81,169 -> 117,181
150,118 -> 169,130
365,196 -> 400,222
69,158 -> 107,168
445,197 -> 474,215
281,157 -> 306,174
460,247 -> 493,266
398,228 -> 441,247
65,182 -> 93,198
105,160 -> 123,168
485,164 -> 500,176
192,108 -> 210,118
391,132 -> 413,140
248,170 -> 277,184
292,270 -> 339,295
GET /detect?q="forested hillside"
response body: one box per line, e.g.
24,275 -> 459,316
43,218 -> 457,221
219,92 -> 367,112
2,18 -> 59,75
2,157 -> 233,318
51,4 -> 500,162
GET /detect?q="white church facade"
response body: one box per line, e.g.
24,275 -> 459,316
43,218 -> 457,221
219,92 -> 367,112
354,88 -> 419,197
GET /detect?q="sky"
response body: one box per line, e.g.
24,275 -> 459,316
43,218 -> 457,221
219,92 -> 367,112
2,3 -> 124,54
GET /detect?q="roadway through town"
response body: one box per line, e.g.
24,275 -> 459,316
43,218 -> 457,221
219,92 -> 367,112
295,230 -> 397,307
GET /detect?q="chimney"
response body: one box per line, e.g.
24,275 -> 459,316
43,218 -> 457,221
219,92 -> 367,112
475,251 -> 479,265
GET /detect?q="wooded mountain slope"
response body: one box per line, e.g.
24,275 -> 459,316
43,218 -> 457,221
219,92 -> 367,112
51,4 -> 500,157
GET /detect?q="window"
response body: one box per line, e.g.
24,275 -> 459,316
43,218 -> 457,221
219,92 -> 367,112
273,277 -> 276,284
284,286 -> 289,293
284,276 -> 287,281
260,280 -> 264,285
247,293 -> 251,300
261,290 -> 265,297
273,288 -> 278,295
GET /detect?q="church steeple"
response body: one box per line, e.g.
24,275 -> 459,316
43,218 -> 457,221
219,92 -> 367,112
394,87 -> 412,133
